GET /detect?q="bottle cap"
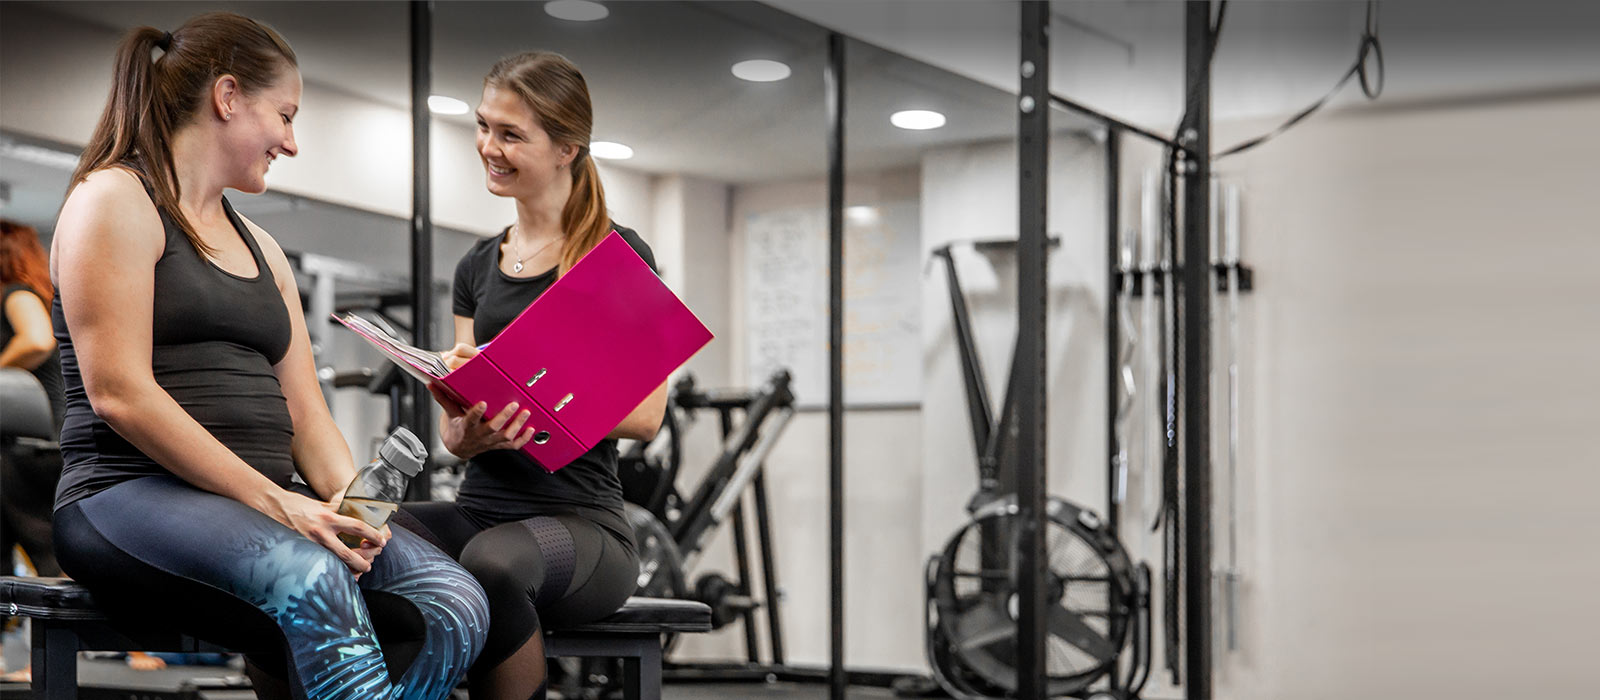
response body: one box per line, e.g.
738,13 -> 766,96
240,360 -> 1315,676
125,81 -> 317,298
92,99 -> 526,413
379,427 -> 427,477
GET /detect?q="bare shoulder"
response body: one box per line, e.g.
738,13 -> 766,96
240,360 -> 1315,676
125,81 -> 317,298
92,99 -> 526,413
62,168 -> 157,222
53,168 -> 165,271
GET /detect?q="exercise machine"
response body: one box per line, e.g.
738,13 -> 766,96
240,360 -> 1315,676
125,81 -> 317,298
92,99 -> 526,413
922,240 -> 1152,700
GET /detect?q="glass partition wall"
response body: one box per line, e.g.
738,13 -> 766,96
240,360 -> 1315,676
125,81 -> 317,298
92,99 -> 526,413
0,0 -> 1129,693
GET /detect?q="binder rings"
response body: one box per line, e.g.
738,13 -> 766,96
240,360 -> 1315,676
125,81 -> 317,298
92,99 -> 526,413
334,231 -> 713,471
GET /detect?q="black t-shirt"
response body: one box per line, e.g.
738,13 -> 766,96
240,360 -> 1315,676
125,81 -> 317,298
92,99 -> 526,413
449,223 -> 654,545
2,283 -> 65,433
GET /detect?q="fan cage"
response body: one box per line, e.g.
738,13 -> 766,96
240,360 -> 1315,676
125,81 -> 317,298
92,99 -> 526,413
927,496 -> 1137,699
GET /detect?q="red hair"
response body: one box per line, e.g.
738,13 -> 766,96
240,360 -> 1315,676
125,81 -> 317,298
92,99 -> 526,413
0,219 -> 53,304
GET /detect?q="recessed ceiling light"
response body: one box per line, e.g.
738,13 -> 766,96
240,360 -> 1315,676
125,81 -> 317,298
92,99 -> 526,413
427,95 -> 469,115
731,59 -> 791,83
590,141 -> 633,160
845,206 -> 878,224
891,110 -> 946,131
544,0 -> 608,22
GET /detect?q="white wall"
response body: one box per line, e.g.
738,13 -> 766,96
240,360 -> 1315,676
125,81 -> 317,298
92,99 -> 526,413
1164,93 -> 1599,700
919,133 -> 1110,560
669,169 -> 926,669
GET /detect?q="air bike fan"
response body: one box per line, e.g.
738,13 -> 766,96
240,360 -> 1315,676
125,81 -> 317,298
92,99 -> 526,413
924,242 -> 1152,699
925,496 -> 1149,699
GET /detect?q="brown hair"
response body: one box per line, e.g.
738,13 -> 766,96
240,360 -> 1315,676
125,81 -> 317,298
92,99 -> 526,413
0,219 -> 53,304
70,12 -> 297,255
485,51 -> 610,275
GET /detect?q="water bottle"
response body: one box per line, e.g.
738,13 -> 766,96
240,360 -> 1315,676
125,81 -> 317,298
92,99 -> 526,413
336,427 -> 426,547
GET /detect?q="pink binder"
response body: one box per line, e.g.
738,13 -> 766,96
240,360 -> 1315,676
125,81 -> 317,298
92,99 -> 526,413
337,231 -> 713,471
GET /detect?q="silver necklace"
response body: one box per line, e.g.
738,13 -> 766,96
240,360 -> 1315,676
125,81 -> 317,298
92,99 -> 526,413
507,225 -> 560,274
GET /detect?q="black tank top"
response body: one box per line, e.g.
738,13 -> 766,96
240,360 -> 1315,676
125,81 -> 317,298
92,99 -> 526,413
1,283 -> 65,432
53,192 -> 295,510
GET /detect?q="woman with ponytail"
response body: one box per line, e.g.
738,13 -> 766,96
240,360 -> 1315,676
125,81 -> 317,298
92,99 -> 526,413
49,13 -> 487,700
392,52 -> 663,700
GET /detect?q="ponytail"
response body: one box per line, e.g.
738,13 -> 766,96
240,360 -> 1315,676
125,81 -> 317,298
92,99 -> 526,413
69,13 -> 296,256
558,150 -> 611,275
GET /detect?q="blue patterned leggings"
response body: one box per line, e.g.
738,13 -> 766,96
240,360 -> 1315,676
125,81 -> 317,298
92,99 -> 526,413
54,476 -> 489,700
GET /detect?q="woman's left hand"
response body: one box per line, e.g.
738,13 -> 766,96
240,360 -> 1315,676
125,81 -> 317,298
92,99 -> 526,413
327,492 -> 390,579
350,524 -> 391,578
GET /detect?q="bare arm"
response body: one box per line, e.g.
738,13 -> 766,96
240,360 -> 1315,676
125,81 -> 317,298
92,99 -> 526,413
609,380 -> 667,441
239,215 -> 357,502
52,170 -> 381,572
0,291 -> 56,369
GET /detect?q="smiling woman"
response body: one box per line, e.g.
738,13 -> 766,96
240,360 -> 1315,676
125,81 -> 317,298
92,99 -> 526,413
393,49 -> 664,700
46,11 -> 489,700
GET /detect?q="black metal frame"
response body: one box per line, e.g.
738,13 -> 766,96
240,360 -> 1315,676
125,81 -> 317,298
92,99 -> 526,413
1016,5 -> 1051,697
388,2 -> 1223,697
1180,5 -> 1215,700
824,30 -> 848,700
663,372 -> 794,666
1021,2 -> 1219,698
406,0 -> 435,501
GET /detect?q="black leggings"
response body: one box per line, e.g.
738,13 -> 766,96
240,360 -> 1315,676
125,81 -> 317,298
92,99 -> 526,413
1,443 -> 62,576
393,503 -> 638,667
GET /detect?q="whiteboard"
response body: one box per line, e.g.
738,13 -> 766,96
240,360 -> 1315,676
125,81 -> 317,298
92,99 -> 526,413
744,202 -> 921,408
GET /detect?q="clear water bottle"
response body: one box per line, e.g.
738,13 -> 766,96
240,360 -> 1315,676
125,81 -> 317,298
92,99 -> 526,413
336,427 -> 426,547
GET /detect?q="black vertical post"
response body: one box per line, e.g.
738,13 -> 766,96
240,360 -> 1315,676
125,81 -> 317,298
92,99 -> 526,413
407,0 -> 434,500
1104,126 -> 1124,695
1105,127 -> 1122,536
824,31 -> 847,700
753,471 -> 787,664
1016,3 -> 1050,699
730,499 -> 761,659
1182,2 -> 1214,700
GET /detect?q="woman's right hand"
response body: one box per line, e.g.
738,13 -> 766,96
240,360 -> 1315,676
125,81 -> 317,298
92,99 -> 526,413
262,490 -> 387,576
430,382 -> 538,461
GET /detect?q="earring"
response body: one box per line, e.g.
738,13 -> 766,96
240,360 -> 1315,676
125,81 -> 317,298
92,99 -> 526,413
223,112 -> 231,121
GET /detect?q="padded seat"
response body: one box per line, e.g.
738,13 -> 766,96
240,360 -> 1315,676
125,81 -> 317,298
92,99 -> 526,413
550,596 -> 711,635
1,575 -> 710,700
1,577 -> 104,621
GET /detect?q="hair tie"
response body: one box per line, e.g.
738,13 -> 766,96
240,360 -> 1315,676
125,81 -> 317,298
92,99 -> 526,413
157,31 -> 173,50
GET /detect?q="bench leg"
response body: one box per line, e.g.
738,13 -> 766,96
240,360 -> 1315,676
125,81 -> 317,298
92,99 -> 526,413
31,622 -> 79,700
620,636 -> 662,700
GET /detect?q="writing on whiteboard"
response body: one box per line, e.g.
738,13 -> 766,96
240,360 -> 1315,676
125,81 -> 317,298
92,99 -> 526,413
744,203 -> 920,407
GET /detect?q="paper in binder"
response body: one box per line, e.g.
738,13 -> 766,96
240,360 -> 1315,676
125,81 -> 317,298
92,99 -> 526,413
334,231 -> 713,471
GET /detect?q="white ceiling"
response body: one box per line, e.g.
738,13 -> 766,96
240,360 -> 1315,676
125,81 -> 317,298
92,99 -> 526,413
775,0 -> 1600,134
24,0 -> 1084,185
8,0 -> 1598,230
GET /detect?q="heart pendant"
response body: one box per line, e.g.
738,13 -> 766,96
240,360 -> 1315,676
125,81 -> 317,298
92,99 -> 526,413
513,261 -> 524,273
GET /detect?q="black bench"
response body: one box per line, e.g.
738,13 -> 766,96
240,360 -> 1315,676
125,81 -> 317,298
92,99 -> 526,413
1,576 -> 709,700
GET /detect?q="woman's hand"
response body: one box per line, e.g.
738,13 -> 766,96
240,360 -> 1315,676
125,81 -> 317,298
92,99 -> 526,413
430,382 -> 538,461
261,490 -> 388,577
440,343 -> 478,371
349,524 -> 390,575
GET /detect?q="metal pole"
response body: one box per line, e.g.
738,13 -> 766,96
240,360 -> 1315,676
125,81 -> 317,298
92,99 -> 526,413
407,0 -> 434,500
753,470 -> 787,664
1182,2 -> 1215,699
1017,3 -> 1050,698
730,499 -> 761,660
1106,127 -> 1122,537
824,30 -> 847,700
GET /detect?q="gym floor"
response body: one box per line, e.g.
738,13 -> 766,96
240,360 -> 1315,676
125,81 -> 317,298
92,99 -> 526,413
0,656 -> 904,699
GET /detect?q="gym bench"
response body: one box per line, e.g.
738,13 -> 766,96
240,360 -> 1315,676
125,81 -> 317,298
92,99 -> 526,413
0,576 -> 710,700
